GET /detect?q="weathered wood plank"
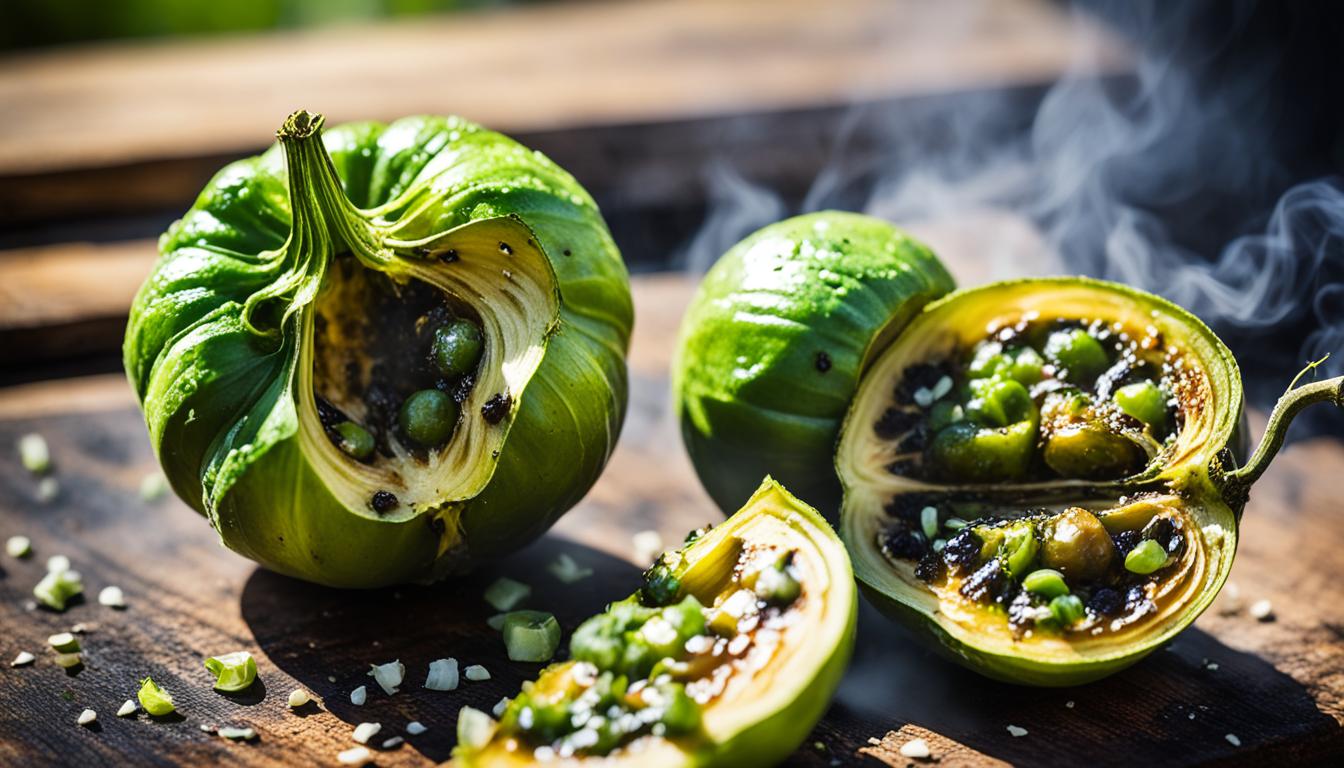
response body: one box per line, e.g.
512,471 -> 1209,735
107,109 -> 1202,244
1,276 -> 1342,767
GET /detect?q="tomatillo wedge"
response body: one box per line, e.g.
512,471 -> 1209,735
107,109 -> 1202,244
451,477 -> 856,767
837,277 -> 1342,686
674,213 -> 954,515
124,111 -> 632,587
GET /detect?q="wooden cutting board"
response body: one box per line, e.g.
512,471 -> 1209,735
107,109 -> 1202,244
1,275 -> 1342,768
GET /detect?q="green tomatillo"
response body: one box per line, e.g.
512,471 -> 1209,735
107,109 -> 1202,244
124,111 -> 632,587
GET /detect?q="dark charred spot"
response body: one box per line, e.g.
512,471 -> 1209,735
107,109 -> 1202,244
1006,589 -> 1041,631
874,407 -> 918,439
1142,516 -> 1185,556
943,528 -> 981,570
914,549 -> 945,582
315,396 -> 348,429
370,490 -> 398,514
815,351 -> 832,373
414,246 -> 432,257
883,494 -> 934,522
882,524 -> 928,560
885,459 -> 916,476
960,559 -> 1010,605
1087,587 -> 1123,616
1124,583 -> 1152,615
481,393 -> 513,424
499,242 -> 513,256
429,516 -> 446,535
563,249 -> 572,256
1111,529 -> 1141,555
894,363 -> 946,403
448,374 -> 476,403
439,249 -> 459,264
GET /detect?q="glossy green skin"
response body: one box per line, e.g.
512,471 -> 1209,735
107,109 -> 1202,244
124,116 -> 632,587
674,212 -> 955,515
840,278 -> 1246,686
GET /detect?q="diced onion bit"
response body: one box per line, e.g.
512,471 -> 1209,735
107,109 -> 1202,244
405,721 -> 427,735
77,709 -> 97,727
37,477 -> 60,503
367,660 -> 405,695
137,677 -> 176,716
139,472 -> 170,502
205,651 -> 258,692
424,658 -> 460,691
501,611 -> 561,662
349,685 -> 367,705
547,553 -> 594,584
218,726 -> 257,741
337,746 -> 373,766
11,651 -> 35,667
899,738 -> 932,759
492,697 -> 509,717
6,535 -> 32,558
116,700 -> 137,717
287,689 -> 311,708
18,433 -> 51,474
632,530 -> 664,564
54,652 -> 83,669
34,564 -> 83,612
98,586 -> 127,609
1225,733 -> 1241,747
464,664 -> 490,681
1006,725 -> 1028,737
352,722 -> 382,744
483,577 -> 531,612
381,736 -> 404,749
456,707 -> 498,750
48,632 -> 81,652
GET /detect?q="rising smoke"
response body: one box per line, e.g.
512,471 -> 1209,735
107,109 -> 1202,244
679,0 -> 1344,390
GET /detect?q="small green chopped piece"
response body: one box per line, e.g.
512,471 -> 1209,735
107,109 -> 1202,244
456,707 -> 497,750
54,652 -> 82,669
1049,594 -> 1086,626
920,506 -> 940,539
18,433 -> 50,474
750,554 -> 802,605
139,472 -> 170,502
1000,522 -> 1039,579
1021,569 -> 1069,599
48,632 -> 80,653
34,569 -> 83,611
205,651 -> 258,692
1125,539 -> 1169,574
6,535 -> 31,558
138,676 -> 176,716
483,577 -> 531,612
1114,381 -> 1169,428
501,611 -> 561,662
1044,328 -> 1110,382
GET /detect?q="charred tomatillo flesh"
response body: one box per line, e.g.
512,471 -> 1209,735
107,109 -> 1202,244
124,111 -> 631,587
453,478 -> 856,768
674,212 -> 954,516
838,278 -> 1343,686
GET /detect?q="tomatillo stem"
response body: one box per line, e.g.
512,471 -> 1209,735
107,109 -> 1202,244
1226,371 -> 1343,492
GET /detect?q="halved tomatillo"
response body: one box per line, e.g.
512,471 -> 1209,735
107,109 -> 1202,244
124,111 -> 632,587
838,278 -> 1342,685
452,478 -> 856,767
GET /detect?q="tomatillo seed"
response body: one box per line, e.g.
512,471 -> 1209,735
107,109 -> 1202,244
431,319 -> 484,378
398,389 -> 459,447
1124,539 -> 1169,574
1022,569 -> 1069,598
334,421 -> 374,460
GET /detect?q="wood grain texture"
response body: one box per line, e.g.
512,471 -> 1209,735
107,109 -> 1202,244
1,276 -> 1343,767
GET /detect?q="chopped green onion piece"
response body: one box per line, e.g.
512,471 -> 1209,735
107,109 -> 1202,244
116,700 -> 137,717
920,506 -> 940,539
218,726 -> 256,741
1022,569 -> 1069,598
54,652 -> 82,669
456,706 -> 497,750
48,632 -> 80,653
11,651 -> 35,667
34,568 -> 83,611
464,664 -> 490,681
501,611 -> 561,662
287,689 -> 311,708
1049,594 -> 1086,626
367,660 -> 405,695
944,518 -> 969,531
204,651 -> 258,692
139,472 -> 170,502
18,433 -> 50,474
1125,539 -> 1169,575
547,553 -> 594,584
483,577 -> 531,611
424,658 -> 459,691
6,535 -> 31,558
138,676 -> 176,716
77,709 -> 97,726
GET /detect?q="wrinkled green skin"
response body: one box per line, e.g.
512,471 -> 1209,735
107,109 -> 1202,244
674,212 -> 954,516
124,116 -> 632,587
